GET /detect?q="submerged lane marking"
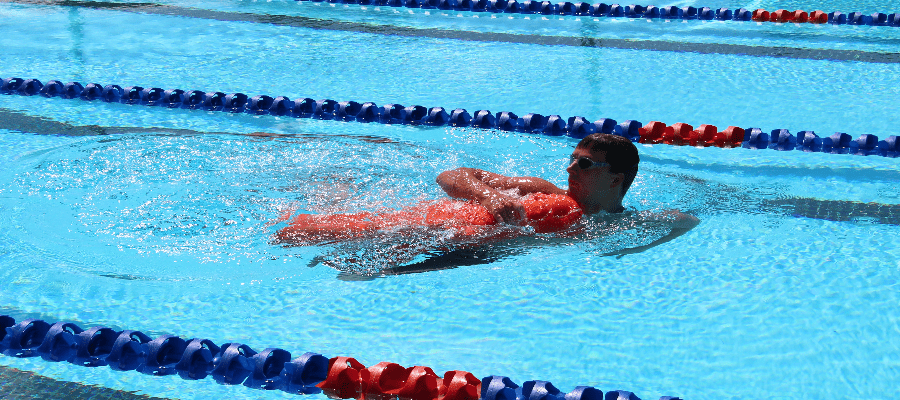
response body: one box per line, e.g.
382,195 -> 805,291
3,0 -> 900,63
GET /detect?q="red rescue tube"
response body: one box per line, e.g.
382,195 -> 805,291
521,193 -> 583,233
276,212 -> 380,242
276,193 -> 583,242
423,199 -> 495,226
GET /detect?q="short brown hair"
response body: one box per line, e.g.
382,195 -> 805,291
575,134 -> 640,195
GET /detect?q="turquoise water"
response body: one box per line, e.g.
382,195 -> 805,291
1,1 -> 900,399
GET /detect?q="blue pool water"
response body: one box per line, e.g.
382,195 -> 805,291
1,1 -> 899,399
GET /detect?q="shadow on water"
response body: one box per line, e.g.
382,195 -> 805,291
7,0 -> 161,9
0,107 -> 403,145
67,7 -> 86,76
766,198 -> 900,225
666,169 -> 900,226
0,107 -> 216,136
334,246 -> 525,280
0,365 -> 172,400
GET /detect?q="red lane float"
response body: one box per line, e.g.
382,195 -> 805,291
809,10 -> 828,23
663,122 -> 694,146
441,371 -> 482,400
769,9 -> 792,22
711,126 -> 746,148
366,362 -> 441,399
792,10 -> 809,23
752,9 -> 769,21
639,121 -> 745,148
276,193 -> 582,243
752,8 -> 825,24
768,9 -> 808,23
689,124 -> 718,147
318,357 -> 371,398
318,357 -> 480,400
399,366 -> 440,400
637,121 -> 666,144
639,121 -> 688,146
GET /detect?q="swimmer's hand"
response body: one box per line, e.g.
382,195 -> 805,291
655,210 -> 700,229
480,193 -> 526,225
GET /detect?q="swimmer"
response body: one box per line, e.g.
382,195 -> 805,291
276,133 -> 698,268
436,133 -> 699,256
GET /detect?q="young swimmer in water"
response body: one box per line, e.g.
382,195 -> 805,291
435,133 -> 699,254
276,133 -> 698,257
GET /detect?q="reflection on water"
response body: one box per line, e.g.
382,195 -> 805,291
291,211 -> 674,277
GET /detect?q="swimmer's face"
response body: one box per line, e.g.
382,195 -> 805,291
566,148 -> 622,209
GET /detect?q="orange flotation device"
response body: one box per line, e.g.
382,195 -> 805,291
520,192 -> 583,233
276,193 -> 582,243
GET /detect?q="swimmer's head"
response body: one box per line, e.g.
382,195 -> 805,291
566,133 -> 639,214
574,133 -> 640,196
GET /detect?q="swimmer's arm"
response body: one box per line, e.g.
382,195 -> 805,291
437,167 -> 565,197
604,210 -> 700,258
437,168 -> 565,224
482,173 -> 566,196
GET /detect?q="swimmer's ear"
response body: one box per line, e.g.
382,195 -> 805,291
609,172 -> 625,188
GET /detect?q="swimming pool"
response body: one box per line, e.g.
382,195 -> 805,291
1,0 -> 899,398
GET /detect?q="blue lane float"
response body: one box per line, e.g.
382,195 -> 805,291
480,376 -> 647,400
1,315 -> 681,399
295,0 -> 900,27
1,76 -> 898,158
0,315 -> 331,396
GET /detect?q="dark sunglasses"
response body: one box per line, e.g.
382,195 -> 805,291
568,155 -> 610,170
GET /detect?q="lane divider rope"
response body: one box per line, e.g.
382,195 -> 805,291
296,0 -> 900,27
0,314 -> 682,400
1,77 -> 897,157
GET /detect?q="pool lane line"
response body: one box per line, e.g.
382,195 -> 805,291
12,0 -> 898,29
1,314 -> 674,400
3,104 -> 897,228
2,0 -> 900,64
4,105 -> 895,227
3,77 -> 899,156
